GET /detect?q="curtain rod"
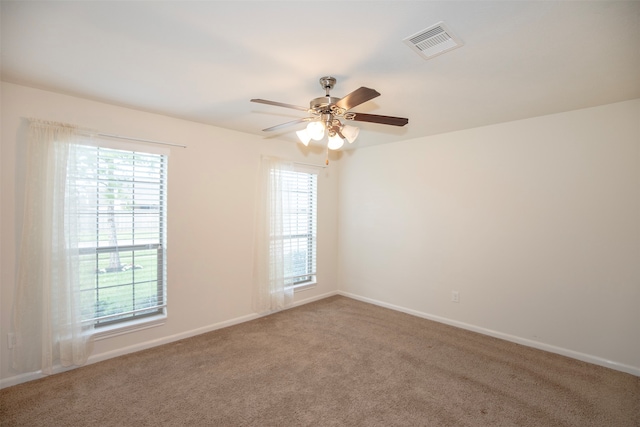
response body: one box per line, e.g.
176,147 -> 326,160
94,132 -> 187,148
27,118 -> 187,148
294,161 -> 328,169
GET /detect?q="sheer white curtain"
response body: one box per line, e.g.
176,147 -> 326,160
252,157 -> 295,313
12,119 -> 94,375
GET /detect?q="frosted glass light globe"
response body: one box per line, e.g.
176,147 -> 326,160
306,121 -> 325,141
296,129 -> 311,146
327,134 -> 345,150
341,125 -> 360,144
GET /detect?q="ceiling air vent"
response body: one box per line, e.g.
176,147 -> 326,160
403,21 -> 463,60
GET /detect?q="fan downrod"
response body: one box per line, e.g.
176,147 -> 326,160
311,76 -> 339,111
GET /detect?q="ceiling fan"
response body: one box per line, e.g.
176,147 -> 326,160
250,76 -> 409,153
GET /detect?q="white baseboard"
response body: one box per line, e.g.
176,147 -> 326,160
0,290 -> 340,389
0,312 -> 256,389
292,289 -> 339,307
6,288 -> 633,389
338,291 -> 640,377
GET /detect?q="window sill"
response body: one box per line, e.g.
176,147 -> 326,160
292,282 -> 316,293
93,315 -> 166,341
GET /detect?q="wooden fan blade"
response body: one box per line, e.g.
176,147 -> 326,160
251,99 -> 309,112
335,87 -> 381,111
348,113 -> 409,127
262,118 -> 311,132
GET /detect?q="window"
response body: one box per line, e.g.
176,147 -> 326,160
279,168 -> 317,288
252,158 -> 318,313
73,145 -> 167,327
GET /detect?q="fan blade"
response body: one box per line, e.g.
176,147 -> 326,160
251,99 -> 309,112
335,87 -> 380,111
262,118 -> 311,132
348,113 -> 409,127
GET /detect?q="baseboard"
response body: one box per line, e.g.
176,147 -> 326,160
7,288 -> 632,389
338,291 -> 640,377
292,289 -> 339,307
0,290 -> 340,389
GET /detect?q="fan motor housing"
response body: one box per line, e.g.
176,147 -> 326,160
310,96 -> 339,112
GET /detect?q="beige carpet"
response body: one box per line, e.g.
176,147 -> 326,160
1,295 -> 638,426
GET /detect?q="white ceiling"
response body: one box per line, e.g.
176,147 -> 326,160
2,1 -> 639,149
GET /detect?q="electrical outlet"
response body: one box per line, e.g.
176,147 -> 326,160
451,291 -> 460,303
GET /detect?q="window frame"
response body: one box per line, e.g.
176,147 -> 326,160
73,140 -> 169,335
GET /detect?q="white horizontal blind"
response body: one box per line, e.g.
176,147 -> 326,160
70,145 -> 167,326
278,169 -> 317,286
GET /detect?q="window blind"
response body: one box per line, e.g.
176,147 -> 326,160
278,169 -> 317,286
71,145 -> 167,326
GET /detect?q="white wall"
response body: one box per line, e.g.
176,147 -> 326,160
0,82 -> 340,385
338,99 -> 640,374
2,82 -> 638,385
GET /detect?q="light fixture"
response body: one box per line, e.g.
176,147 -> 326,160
296,129 -> 311,146
296,119 -> 360,151
340,125 -> 360,144
327,134 -> 344,150
306,121 -> 325,141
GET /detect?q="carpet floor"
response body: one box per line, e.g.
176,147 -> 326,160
1,295 -> 638,426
